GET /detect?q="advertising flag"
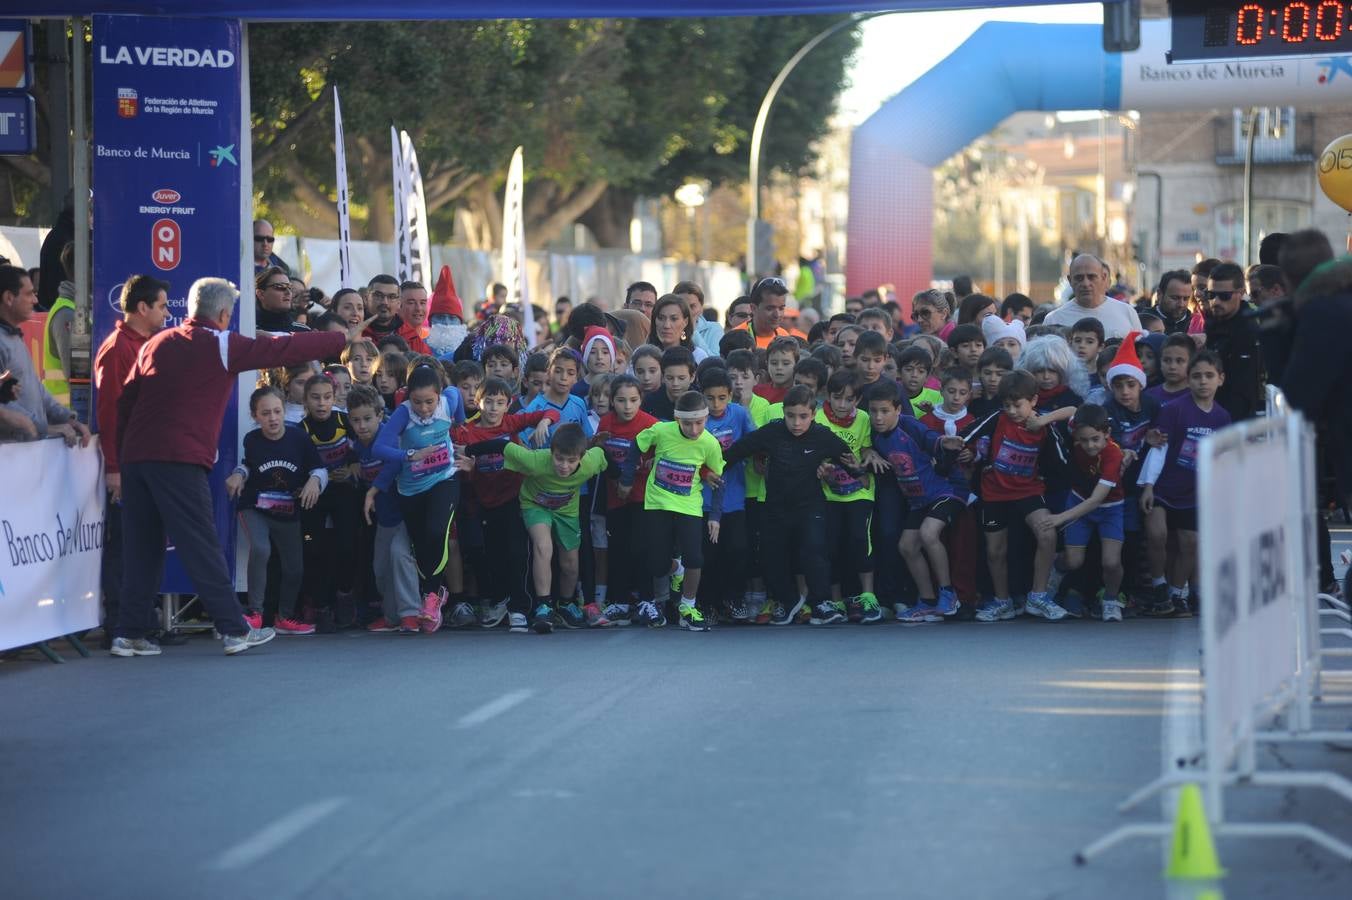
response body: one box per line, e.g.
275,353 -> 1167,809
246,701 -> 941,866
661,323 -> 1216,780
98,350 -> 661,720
399,130 -> 431,287
334,87 -> 352,289
391,124 -> 409,282
502,146 -> 534,348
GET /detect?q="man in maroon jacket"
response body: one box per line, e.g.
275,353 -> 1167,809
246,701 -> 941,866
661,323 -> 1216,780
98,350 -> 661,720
93,274 -> 170,647
110,277 -> 348,658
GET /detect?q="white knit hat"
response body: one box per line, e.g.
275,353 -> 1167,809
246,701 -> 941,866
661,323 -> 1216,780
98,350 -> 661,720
982,315 -> 1026,349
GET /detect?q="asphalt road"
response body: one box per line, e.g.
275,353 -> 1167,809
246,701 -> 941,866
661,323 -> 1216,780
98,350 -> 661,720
3,617 -> 1349,899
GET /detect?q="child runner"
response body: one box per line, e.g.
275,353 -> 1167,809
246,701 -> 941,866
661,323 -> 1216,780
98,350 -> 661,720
1101,336 -> 1161,610
754,335 -> 799,404
1145,333 -> 1194,407
630,345 -> 663,397
813,369 -> 878,625
226,386 -> 326,635
342,338 -> 378,387
726,349 -> 773,618
921,368 -> 980,612
598,375 -> 659,625
300,372 -> 361,629
1137,350 -> 1231,617
371,361 -> 466,632
642,346 -> 696,421
897,345 -> 943,414
698,369 -> 756,621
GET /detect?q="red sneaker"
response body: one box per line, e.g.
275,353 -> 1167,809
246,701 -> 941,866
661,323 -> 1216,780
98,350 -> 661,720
244,611 -> 263,631
399,616 -> 421,633
366,617 -> 399,633
274,617 -> 316,635
419,589 -> 446,633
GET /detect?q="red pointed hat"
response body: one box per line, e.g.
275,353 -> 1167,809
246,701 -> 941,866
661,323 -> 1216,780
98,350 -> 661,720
1106,330 -> 1145,387
430,265 -> 463,319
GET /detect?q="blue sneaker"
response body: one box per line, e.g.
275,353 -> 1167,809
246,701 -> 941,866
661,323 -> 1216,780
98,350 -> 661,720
899,602 -> 941,624
531,604 -> 554,634
1025,591 -> 1069,621
935,587 -> 960,617
555,602 -> 586,629
975,598 -> 1016,623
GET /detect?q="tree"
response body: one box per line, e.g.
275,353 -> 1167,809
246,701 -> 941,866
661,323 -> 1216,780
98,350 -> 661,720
247,17 -> 858,250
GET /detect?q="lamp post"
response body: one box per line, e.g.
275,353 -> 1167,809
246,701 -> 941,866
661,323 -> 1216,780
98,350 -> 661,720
675,182 -> 706,262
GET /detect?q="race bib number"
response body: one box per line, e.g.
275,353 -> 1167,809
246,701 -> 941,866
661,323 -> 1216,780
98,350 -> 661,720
359,459 -> 383,484
826,465 -> 865,497
653,458 -> 696,496
993,438 -> 1038,479
534,489 -> 573,510
410,444 -> 450,475
256,491 -> 296,517
476,452 -> 505,474
603,438 -> 631,465
888,451 -> 925,498
317,438 -> 350,467
1177,435 -> 1200,471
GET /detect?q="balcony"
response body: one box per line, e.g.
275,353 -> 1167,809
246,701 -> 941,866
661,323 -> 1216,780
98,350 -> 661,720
1214,111 -> 1315,166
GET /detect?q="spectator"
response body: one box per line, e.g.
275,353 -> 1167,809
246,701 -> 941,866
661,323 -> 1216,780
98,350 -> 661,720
1202,261 -> 1263,421
1151,270 -> 1195,335
0,265 -> 90,444
672,280 -> 723,358
1000,293 -> 1035,325
623,281 -> 658,317
252,218 -> 292,276
41,243 -> 76,407
397,280 -> 434,356
1044,254 -> 1143,339
255,266 -> 308,333
951,275 -> 973,301
911,288 -> 954,340
38,193 -> 75,311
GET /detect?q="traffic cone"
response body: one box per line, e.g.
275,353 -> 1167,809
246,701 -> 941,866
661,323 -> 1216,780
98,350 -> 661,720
1166,783 -> 1225,880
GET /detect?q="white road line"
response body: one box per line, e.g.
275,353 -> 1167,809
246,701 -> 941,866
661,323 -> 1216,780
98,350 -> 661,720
1159,623 -> 1203,865
455,689 -> 534,728
210,797 -> 348,871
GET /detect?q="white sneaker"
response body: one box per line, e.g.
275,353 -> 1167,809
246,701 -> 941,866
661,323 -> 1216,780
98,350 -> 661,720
479,600 -> 509,629
223,627 -> 276,655
109,637 -> 161,657
1025,592 -> 1068,621
1101,598 -> 1125,622
508,612 -> 529,633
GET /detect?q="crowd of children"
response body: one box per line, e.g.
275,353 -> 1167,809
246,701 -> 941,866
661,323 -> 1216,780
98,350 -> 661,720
230,277 -> 1231,637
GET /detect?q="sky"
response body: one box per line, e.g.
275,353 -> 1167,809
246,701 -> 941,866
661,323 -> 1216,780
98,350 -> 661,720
838,3 -> 1103,125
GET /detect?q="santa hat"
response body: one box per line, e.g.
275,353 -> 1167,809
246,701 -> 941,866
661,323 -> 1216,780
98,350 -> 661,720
581,325 -> 616,367
1106,331 -> 1146,387
430,265 -> 463,319
981,315 -> 1026,349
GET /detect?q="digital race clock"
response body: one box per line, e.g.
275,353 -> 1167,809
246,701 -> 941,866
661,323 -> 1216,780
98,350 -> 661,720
1170,0 -> 1352,60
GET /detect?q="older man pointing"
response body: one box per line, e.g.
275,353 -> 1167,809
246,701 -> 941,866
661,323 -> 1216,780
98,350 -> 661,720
1045,254 -> 1142,340
110,277 -> 349,658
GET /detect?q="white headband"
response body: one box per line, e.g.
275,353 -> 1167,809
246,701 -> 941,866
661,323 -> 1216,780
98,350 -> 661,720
674,408 -> 707,420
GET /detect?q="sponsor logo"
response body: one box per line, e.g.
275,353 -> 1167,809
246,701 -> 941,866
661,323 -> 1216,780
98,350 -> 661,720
209,144 -> 237,168
99,44 -> 236,69
1317,57 -> 1352,85
151,218 -> 181,271
117,87 -> 137,118
152,188 -> 181,204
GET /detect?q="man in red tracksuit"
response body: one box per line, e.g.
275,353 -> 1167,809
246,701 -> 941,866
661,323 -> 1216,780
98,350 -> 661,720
111,277 -> 348,658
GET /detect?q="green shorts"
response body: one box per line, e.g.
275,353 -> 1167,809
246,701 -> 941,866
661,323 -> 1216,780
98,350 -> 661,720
523,506 -> 582,551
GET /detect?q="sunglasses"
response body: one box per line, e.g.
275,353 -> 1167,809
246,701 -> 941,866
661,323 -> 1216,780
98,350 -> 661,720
254,235 -> 275,243
1204,290 -> 1240,301
912,308 -> 935,319
265,282 -> 291,292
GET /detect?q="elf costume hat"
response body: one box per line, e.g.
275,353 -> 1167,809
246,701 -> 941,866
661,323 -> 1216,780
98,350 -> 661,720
1106,331 -> 1146,388
430,265 -> 463,320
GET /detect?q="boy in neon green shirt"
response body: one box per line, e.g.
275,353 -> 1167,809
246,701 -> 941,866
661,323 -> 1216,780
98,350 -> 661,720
812,369 -> 881,625
727,349 -> 772,618
628,391 -> 725,631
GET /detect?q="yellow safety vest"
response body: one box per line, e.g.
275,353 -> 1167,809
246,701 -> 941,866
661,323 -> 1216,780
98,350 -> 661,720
42,294 -> 74,407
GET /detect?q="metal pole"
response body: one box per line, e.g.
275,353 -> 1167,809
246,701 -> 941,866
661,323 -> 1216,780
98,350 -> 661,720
70,19 -> 91,422
45,20 -> 71,223
1242,107 -> 1259,265
747,12 -> 881,277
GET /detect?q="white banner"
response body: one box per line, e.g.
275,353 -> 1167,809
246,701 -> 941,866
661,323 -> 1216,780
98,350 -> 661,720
391,125 -> 410,283
0,440 -> 105,651
399,130 -> 431,288
333,87 -> 352,290
502,145 -> 534,348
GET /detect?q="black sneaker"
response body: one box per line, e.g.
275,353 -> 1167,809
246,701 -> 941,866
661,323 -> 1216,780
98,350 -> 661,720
809,601 -> 846,626
845,595 -> 864,623
313,609 -> 338,634
1170,594 -> 1194,618
1142,584 -> 1175,618
555,601 -> 587,630
531,604 -> 554,634
770,596 -> 806,626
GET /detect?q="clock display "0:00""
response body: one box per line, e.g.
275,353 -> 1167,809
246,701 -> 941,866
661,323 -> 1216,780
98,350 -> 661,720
1234,1 -> 1345,45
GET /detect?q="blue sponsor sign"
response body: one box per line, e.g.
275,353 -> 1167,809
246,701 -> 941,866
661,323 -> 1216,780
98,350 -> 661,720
0,92 -> 33,155
92,15 -> 243,593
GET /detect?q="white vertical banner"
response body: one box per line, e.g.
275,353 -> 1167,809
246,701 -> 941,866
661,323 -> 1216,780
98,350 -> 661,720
333,87 -> 352,290
399,130 -> 431,287
391,125 -> 410,283
502,145 -> 534,347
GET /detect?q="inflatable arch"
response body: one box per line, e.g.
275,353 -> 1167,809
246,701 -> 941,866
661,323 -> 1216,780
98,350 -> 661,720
846,18 -> 1352,298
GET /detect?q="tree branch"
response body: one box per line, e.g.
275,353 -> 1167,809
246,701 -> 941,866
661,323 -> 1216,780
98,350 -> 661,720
526,180 -> 609,248
253,97 -> 327,172
0,156 -> 51,186
280,155 -> 340,233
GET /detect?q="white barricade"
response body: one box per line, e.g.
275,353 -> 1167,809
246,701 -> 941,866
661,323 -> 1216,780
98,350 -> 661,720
0,439 -> 105,652
1078,407 -> 1352,864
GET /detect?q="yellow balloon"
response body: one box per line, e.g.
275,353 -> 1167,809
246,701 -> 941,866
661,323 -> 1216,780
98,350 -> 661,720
1317,134 -> 1352,213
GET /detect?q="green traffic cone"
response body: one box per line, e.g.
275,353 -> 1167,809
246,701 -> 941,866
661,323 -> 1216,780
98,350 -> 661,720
1166,783 -> 1226,881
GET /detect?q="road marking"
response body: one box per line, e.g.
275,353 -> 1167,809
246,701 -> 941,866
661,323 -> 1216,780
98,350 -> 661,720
210,797 -> 348,871
1158,623 -> 1203,866
456,689 -> 533,728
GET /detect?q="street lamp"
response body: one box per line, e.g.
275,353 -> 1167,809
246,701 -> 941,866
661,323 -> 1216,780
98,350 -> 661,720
675,182 -> 706,262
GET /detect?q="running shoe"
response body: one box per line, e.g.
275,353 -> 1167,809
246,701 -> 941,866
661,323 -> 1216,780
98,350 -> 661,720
892,602 -> 911,620
935,587 -> 960,617
899,602 -> 942,624
274,617 -> 316,635
1011,596 -> 1027,617
109,637 -> 161,657
1098,589 -> 1125,623
1142,584 -> 1176,618
449,601 -> 477,628
419,588 -> 448,633
670,564 -> 685,595
770,595 -> 806,626
975,598 -> 1016,623
857,593 -> 883,624
728,597 -> 751,622
366,617 -> 400,633
753,599 -> 774,625
635,600 -> 666,627
1025,591 -> 1069,621
479,600 -> 509,629
531,604 -> 554,634
508,612 -> 529,633
223,627 -> 276,655
1173,593 -> 1195,619
678,603 -> 710,632
845,595 -> 864,623
1059,590 -> 1086,619
809,601 -> 846,626
603,603 -> 632,626
583,602 -> 612,628
399,616 -> 421,633
243,611 -> 263,631
555,601 -> 586,630
794,602 -> 812,625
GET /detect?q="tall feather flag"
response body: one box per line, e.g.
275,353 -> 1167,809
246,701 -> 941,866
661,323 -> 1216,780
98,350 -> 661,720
502,146 -> 534,347
391,125 -> 410,282
400,130 -> 431,287
333,87 -> 352,289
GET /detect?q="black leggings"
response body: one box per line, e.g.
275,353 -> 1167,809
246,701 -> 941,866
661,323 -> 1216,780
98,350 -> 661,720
825,500 -> 873,588
479,500 -> 532,614
607,503 -> 645,604
301,481 -> 360,606
645,509 -> 705,577
396,478 -> 460,596
700,509 -> 747,609
761,504 -> 830,605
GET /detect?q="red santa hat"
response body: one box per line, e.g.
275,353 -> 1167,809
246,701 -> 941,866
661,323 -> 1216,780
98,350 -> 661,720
581,325 -> 616,369
1105,331 -> 1146,388
430,265 -> 463,319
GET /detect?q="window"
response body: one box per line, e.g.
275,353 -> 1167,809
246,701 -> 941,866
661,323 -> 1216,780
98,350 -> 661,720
1212,200 -> 1308,261
1232,108 -> 1296,162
